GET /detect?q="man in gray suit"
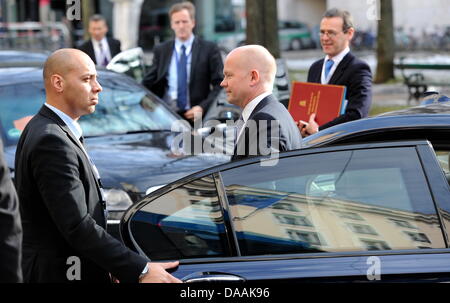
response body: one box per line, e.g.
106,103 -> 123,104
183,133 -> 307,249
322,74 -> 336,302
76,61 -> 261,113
221,45 -> 302,161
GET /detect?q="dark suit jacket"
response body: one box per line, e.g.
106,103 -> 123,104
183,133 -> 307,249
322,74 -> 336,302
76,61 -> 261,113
232,94 -> 302,161
307,52 -> 372,130
14,106 -> 147,283
78,37 -> 121,65
142,37 -> 223,113
0,140 -> 22,283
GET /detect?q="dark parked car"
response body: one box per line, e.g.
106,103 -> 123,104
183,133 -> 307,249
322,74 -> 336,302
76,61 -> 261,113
302,100 -> 450,174
121,104 -> 450,282
0,66 -> 229,237
120,137 -> 450,282
118,101 -> 450,282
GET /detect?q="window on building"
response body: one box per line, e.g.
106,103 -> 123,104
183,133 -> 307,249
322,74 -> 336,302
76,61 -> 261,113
405,232 -> 431,243
360,239 -> 391,251
348,223 -> 378,235
390,218 -> 417,229
334,210 -> 364,221
274,214 -> 313,227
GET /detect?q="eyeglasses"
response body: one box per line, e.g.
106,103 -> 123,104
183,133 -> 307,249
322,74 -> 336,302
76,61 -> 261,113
319,30 -> 348,38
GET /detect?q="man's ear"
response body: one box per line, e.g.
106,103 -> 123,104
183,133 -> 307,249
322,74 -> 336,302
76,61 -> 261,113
347,27 -> 355,41
51,74 -> 64,93
249,69 -> 260,86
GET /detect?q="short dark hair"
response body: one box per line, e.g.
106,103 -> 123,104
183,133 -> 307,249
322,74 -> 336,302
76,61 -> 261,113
169,1 -> 195,20
323,8 -> 354,32
89,14 -> 107,24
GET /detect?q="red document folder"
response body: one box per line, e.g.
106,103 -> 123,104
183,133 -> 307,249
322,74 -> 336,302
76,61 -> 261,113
288,82 -> 347,127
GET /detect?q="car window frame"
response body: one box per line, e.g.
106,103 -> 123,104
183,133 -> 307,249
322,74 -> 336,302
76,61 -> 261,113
123,140 -> 450,265
214,140 -> 450,261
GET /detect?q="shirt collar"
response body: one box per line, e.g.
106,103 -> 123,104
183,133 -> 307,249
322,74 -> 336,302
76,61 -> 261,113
175,34 -> 195,55
44,103 -> 83,141
242,91 -> 272,123
92,37 -> 107,47
325,46 -> 350,66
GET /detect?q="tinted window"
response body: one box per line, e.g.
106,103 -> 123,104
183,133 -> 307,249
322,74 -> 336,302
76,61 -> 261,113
0,81 -> 44,144
0,71 -> 181,146
221,147 -> 445,256
129,176 -> 231,260
79,77 -> 179,136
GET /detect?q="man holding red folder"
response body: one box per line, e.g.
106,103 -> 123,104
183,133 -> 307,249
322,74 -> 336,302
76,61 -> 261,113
299,8 -> 372,137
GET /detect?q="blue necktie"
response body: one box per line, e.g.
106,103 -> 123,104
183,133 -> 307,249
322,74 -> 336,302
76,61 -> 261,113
99,41 -> 109,67
177,45 -> 188,111
325,59 -> 334,79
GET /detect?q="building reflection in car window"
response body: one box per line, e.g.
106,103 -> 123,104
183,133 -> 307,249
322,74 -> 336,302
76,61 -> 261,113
221,147 -> 446,256
129,176 -> 231,260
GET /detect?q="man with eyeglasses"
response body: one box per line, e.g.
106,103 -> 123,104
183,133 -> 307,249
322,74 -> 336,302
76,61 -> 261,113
298,8 -> 372,137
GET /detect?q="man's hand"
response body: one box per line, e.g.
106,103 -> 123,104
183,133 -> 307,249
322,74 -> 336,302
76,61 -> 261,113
139,261 -> 182,283
298,113 -> 319,137
184,106 -> 203,121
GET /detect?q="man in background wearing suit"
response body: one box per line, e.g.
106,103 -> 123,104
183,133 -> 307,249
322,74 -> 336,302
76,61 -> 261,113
142,1 -> 223,123
78,15 -> 121,67
0,139 -> 22,283
14,48 -> 181,283
221,45 -> 302,161
299,8 -> 372,137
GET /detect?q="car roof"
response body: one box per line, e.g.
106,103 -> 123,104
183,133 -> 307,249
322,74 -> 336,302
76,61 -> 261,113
303,102 -> 450,148
0,66 -> 124,86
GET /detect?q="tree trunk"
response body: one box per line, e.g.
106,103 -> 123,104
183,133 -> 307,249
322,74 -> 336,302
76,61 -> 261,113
82,0 -> 94,41
246,0 -> 280,58
374,0 -> 395,83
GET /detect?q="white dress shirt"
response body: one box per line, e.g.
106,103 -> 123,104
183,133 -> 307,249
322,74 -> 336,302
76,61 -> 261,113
321,46 -> 350,84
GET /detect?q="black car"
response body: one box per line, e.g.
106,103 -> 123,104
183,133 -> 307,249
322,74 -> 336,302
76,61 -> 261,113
120,116 -> 450,282
0,67 -> 229,237
302,100 -> 450,174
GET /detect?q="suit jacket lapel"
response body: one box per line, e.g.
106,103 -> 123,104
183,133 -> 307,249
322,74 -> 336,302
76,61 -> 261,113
39,106 -> 104,194
189,38 -> 200,88
87,41 -> 96,64
329,52 -> 354,84
313,59 -> 324,83
248,94 -> 274,121
39,106 -> 83,150
161,41 -> 175,80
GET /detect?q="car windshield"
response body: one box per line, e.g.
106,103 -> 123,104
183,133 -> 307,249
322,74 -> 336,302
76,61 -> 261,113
0,70 -> 181,146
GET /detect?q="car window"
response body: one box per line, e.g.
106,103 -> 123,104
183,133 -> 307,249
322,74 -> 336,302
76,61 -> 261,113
0,71 -> 182,146
0,81 -> 45,145
221,147 -> 445,256
128,176 -> 231,260
79,75 -> 180,136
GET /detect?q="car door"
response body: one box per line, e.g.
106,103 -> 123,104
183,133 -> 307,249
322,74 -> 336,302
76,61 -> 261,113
122,140 -> 450,282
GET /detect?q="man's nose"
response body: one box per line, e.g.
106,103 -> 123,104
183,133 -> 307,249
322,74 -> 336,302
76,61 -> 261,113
93,80 -> 102,92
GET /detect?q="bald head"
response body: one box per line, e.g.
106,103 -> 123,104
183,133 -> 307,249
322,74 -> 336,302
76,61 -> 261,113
227,45 -> 276,88
221,45 -> 277,108
43,48 -> 101,120
43,48 -> 93,84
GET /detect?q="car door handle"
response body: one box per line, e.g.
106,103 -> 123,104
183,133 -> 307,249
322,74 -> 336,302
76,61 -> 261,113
182,271 -> 246,283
